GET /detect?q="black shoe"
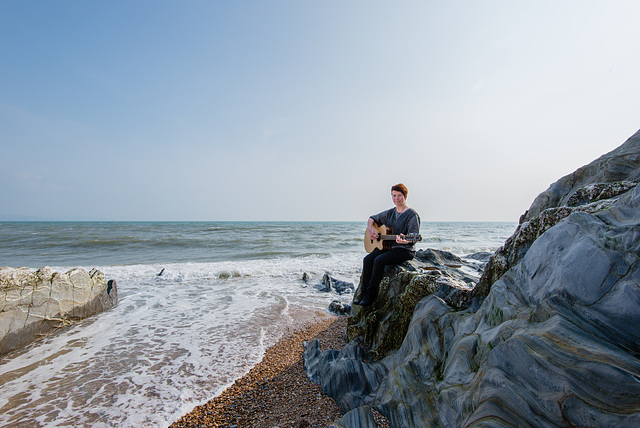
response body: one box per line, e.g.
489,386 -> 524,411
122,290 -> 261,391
353,289 -> 368,306
359,294 -> 375,306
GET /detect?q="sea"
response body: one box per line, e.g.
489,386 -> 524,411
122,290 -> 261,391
0,221 -> 516,427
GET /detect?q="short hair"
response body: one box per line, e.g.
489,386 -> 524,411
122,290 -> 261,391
391,183 -> 408,198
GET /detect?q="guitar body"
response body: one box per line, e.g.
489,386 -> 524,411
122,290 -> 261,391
364,224 -> 393,253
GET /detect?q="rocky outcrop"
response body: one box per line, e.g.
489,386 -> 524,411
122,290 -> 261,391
0,266 -> 118,355
345,250 -> 481,361
523,132 -> 640,222
305,129 -> 640,427
473,130 -> 640,301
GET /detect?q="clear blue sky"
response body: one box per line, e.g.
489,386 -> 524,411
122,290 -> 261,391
1,1 -> 639,222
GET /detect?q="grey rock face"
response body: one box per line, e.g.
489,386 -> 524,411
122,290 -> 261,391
0,266 -> 118,355
473,128 -> 640,301
305,129 -> 640,427
524,129 -> 640,222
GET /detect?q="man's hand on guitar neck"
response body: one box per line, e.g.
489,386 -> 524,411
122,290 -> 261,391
396,234 -> 409,245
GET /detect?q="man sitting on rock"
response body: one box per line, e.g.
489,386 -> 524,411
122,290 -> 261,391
355,183 -> 421,306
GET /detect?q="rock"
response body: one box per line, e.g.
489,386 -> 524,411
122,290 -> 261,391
0,266 -> 118,355
345,253 -> 478,362
315,273 -> 355,295
472,129 -> 640,302
463,251 -> 493,263
328,300 -> 351,316
306,129 -> 640,427
329,406 -> 382,428
416,248 -> 488,279
415,248 -> 464,267
303,339 -> 390,411
523,130 -> 640,222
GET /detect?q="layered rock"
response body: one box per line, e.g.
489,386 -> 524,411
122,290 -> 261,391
305,129 -> 640,427
0,266 -> 118,355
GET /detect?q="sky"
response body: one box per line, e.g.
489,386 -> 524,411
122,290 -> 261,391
1,1 -> 639,222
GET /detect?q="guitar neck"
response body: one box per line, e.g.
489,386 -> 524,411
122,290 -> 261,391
379,233 -> 420,243
379,234 -> 402,241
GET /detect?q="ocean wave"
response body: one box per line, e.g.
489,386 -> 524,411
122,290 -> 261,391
87,252 -> 362,284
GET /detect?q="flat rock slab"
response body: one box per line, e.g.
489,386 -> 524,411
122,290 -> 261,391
0,266 -> 118,355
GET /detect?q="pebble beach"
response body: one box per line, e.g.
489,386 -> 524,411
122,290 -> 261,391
170,314 -> 349,428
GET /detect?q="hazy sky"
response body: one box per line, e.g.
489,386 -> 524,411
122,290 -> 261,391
1,1 -> 639,222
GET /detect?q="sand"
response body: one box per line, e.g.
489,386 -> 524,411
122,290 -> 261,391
170,314 -> 349,428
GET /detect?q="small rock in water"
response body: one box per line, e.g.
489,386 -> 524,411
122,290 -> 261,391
218,270 -> 241,279
328,300 -> 351,316
320,273 -> 355,295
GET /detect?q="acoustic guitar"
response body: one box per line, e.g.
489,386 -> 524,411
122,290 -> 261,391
364,223 -> 422,253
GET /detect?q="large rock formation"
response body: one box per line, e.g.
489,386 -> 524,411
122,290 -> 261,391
305,129 -> 640,427
0,266 -> 118,355
345,249 -> 481,361
472,131 -> 640,301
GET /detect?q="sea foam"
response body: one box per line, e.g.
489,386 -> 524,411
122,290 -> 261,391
0,221 -> 514,426
0,254 -> 360,427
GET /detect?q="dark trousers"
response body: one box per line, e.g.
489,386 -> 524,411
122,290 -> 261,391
361,248 -> 414,297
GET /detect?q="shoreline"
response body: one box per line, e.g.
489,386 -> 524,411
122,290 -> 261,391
171,313 -> 349,428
